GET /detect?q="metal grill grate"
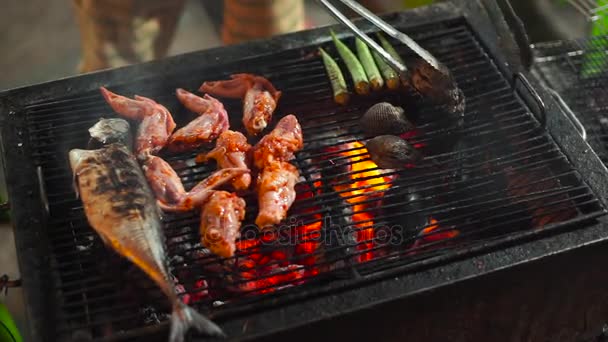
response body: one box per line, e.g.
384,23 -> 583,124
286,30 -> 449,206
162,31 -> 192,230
532,35 -> 608,162
21,18 -> 606,340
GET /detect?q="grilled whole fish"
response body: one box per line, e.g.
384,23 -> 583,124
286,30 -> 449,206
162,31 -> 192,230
69,119 -> 225,341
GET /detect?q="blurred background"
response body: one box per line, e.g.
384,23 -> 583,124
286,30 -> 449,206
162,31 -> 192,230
0,0 -> 601,92
0,0 -> 606,341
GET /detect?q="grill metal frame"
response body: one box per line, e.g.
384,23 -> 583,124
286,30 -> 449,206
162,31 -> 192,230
532,35 -> 608,160
3,1 -> 608,341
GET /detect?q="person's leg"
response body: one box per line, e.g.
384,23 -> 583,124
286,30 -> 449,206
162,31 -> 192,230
71,0 -> 186,73
221,0 -> 306,45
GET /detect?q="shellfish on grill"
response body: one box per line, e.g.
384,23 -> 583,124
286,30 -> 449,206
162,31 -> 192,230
359,102 -> 414,137
365,135 -> 422,169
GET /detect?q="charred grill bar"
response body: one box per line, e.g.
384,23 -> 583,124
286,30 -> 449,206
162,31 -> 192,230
3,1 -> 608,341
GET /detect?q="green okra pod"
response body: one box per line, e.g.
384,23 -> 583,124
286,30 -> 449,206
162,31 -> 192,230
376,32 -> 406,65
355,37 -> 384,91
372,49 -> 400,90
330,30 -> 370,96
319,47 -> 350,105
374,33 -> 404,90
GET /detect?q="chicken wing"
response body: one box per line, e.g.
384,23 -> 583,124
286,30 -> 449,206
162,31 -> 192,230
141,155 -> 186,205
100,86 -> 150,121
156,167 -> 250,213
251,114 -> 303,170
200,191 -> 246,258
197,130 -> 252,191
136,103 -> 176,159
255,161 -> 300,230
100,87 -> 176,160
199,73 -> 282,136
165,89 -> 230,153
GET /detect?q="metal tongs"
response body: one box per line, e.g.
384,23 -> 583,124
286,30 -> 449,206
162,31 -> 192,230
317,0 -> 465,116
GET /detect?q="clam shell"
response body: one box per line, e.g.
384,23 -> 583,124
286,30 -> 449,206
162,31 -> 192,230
365,135 -> 421,169
360,102 -> 414,137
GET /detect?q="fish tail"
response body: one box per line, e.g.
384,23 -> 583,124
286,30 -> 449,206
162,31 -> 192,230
169,302 -> 226,342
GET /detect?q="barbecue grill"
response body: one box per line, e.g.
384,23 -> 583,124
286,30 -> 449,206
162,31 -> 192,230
3,1 -> 608,341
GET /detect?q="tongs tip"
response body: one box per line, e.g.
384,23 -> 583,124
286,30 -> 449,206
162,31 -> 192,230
318,0 -> 464,115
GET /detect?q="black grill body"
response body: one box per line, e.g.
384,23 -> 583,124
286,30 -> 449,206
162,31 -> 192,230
3,1 -> 608,341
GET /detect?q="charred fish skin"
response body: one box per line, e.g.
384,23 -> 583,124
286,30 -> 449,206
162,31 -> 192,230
69,141 -> 225,339
69,143 -> 172,295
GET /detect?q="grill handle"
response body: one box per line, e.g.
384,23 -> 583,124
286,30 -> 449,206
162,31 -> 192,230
514,73 -> 546,128
545,87 -> 588,141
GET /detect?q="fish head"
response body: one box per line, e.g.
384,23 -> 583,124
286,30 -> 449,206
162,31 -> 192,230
68,148 -> 97,198
88,118 -> 133,148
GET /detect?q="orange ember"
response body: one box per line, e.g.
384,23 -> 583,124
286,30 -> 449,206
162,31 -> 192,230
240,265 -> 305,295
296,219 -> 322,256
232,182 -> 322,295
334,141 -> 391,197
292,182 -> 323,265
400,129 -> 425,149
420,218 -> 459,242
332,141 -> 393,262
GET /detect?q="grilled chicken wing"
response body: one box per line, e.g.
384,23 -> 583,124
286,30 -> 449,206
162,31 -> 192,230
141,155 -> 187,205
251,114 -> 303,169
136,103 -> 176,159
165,89 -> 230,153
199,73 -> 282,136
200,191 -> 246,258
100,87 -> 176,160
251,115 -> 303,229
197,130 -> 252,191
255,161 -> 300,230
69,119 -> 224,341
155,167 -> 250,213
100,87 -> 150,121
